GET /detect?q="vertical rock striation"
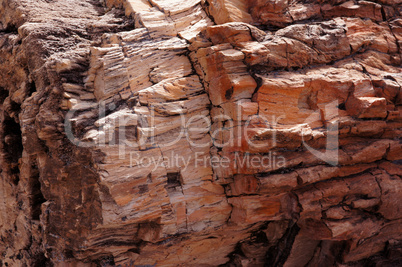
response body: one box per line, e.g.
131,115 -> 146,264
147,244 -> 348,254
0,0 -> 401,266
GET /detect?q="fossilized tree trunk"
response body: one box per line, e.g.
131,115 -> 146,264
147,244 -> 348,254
0,0 -> 401,266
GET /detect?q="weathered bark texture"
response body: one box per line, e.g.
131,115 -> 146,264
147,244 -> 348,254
0,0 -> 401,266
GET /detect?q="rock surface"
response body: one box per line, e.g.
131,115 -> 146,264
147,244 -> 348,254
0,0 -> 401,266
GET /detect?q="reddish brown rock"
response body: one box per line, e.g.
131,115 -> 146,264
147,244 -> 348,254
0,0 -> 401,266
322,1 -> 384,22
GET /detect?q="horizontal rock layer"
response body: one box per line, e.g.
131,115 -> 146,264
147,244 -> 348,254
0,0 -> 401,266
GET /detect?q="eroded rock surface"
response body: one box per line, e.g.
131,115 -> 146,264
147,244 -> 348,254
0,0 -> 401,266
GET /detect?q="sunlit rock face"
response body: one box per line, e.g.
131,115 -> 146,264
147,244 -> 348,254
0,0 -> 401,266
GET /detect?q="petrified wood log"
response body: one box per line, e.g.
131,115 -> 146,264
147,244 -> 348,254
0,0 -> 401,266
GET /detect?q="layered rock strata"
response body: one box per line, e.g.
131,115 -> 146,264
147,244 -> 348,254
0,0 -> 401,266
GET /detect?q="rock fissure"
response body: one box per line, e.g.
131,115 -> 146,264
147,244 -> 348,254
0,0 -> 401,265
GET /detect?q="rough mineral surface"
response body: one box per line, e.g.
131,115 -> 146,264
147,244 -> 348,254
0,0 -> 401,266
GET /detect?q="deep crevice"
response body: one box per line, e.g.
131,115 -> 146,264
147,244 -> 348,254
3,116 -> 23,163
265,221 -> 300,267
30,157 -> 45,220
0,23 -> 18,34
32,252 -> 53,267
166,172 -> 183,192
0,87 -> 8,103
28,81 -> 37,97
2,115 -> 23,185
